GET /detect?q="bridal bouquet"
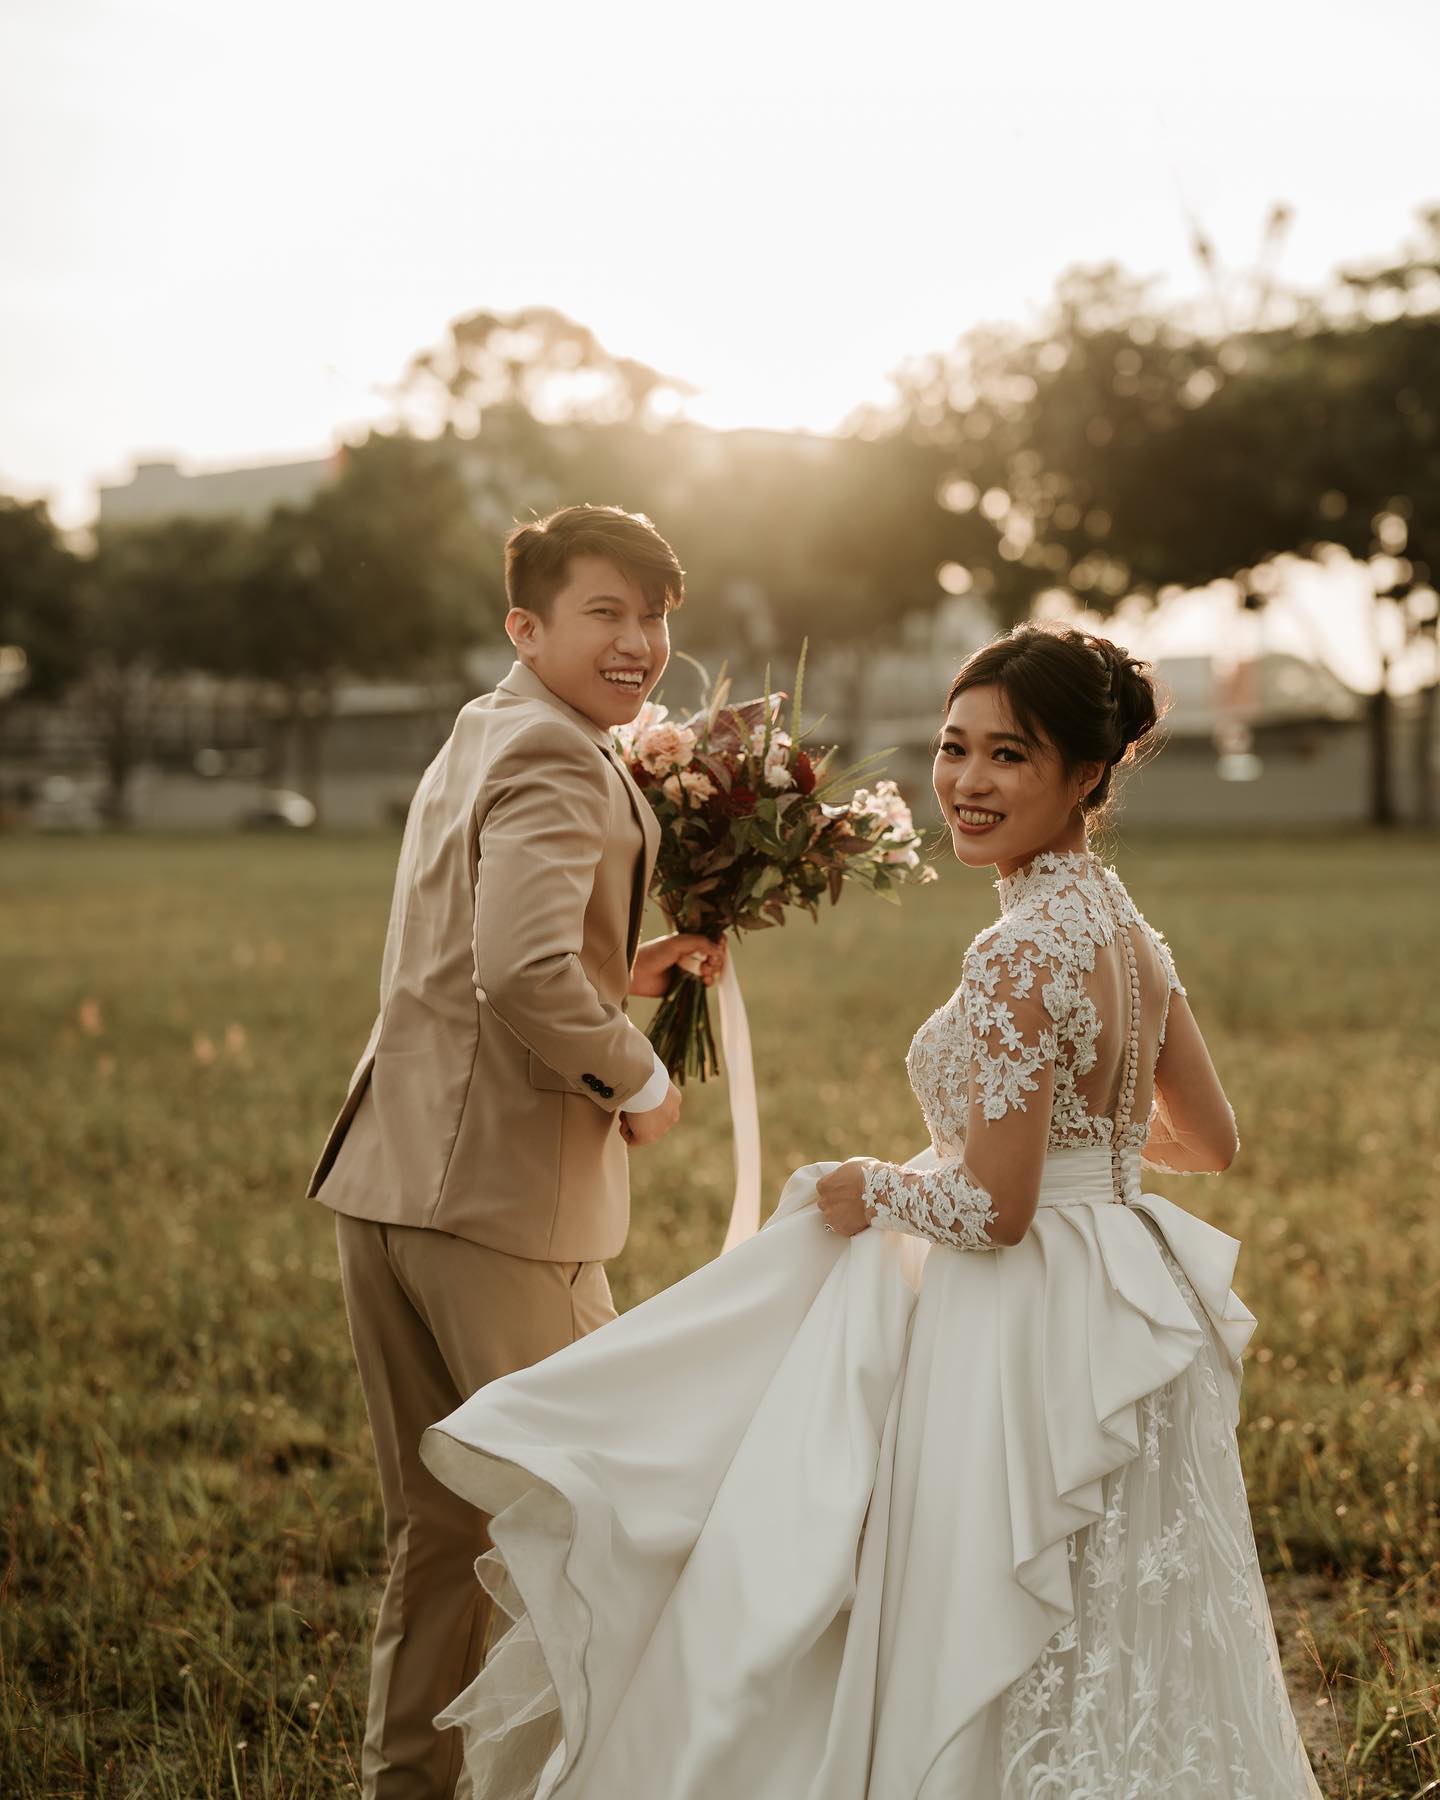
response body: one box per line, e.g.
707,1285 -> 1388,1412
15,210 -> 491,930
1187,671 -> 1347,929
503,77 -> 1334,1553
614,656 -> 936,1081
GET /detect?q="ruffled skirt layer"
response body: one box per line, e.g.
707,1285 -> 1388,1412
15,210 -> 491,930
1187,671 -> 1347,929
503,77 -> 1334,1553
420,1149 -> 1319,1799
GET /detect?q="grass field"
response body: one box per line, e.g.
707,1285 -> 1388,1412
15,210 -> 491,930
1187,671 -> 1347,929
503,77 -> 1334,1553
2,828 -> 1438,1797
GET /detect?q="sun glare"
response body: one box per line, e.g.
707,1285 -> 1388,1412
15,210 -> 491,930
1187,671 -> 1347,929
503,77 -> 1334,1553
1,0 -> 1438,533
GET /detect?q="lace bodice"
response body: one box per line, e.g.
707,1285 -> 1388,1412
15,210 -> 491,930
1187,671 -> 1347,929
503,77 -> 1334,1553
863,849 -> 1186,1248
907,850 -> 1183,1159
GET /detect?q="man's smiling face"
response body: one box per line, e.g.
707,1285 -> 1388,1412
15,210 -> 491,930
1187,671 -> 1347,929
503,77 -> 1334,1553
507,553 -> 671,729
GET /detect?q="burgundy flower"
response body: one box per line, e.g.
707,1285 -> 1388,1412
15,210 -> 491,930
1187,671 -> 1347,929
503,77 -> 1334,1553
724,784 -> 757,818
794,750 -> 816,796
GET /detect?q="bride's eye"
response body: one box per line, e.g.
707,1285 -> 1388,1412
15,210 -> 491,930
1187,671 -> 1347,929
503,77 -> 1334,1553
996,749 -> 1025,764
938,743 -> 964,758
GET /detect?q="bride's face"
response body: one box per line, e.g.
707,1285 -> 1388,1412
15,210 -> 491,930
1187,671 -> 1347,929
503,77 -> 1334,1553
933,684 -> 1100,875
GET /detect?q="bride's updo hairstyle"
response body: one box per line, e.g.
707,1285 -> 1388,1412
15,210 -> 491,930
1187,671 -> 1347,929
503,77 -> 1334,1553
946,623 -> 1164,822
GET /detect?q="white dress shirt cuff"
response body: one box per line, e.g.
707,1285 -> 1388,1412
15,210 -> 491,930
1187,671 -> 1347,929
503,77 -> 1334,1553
626,1051 -> 673,1114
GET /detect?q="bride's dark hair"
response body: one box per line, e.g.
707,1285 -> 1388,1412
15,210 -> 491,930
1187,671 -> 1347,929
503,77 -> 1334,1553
946,623 -> 1165,821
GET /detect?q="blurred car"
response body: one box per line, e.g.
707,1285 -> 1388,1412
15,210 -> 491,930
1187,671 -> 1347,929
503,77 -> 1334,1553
29,775 -> 104,832
239,788 -> 318,831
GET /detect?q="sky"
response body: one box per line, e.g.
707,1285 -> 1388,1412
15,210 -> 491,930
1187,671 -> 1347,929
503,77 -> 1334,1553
2,0 -> 1438,691
4,0 -> 1437,527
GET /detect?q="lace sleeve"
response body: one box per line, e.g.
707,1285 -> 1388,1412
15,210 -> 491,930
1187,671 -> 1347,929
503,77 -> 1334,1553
863,931 -> 1062,1249
862,1155 -> 999,1250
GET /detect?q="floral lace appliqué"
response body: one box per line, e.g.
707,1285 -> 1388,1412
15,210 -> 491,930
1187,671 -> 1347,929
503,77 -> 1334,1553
907,850 -> 1185,1164
998,1236 -> 1315,1797
862,1159 -> 997,1249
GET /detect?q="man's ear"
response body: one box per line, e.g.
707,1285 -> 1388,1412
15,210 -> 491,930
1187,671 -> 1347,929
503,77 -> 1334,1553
506,606 -> 540,655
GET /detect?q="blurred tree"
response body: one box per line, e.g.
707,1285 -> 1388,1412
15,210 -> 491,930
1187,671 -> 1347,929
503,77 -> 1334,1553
673,430 -> 970,731
27,433 -> 497,825
1055,242 -> 1440,827
402,304 -> 694,433
869,266 -> 1221,626
80,516 -> 249,823
878,234 -> 1440,826
0,496 -> 83,703
395,304 -> 973,723
228,430 -> 495,818
560,423 -> 970,703
399,307 -> 701,593
1305,215 -> 1440,825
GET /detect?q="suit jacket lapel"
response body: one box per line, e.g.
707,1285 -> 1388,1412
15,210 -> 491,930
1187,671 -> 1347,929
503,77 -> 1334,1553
607,747 -> 661,873
603,746 -> 661,958
493,662 -> 661,955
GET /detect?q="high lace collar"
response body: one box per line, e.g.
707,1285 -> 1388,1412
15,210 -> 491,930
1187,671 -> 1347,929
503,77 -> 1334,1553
995,846 -> 1101,915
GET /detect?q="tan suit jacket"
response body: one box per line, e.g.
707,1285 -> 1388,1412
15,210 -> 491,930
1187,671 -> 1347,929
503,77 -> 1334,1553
309,662 -> 662,1262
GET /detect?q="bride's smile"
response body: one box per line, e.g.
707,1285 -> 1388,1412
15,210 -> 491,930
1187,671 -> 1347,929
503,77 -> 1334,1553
934,682 -> 1102,877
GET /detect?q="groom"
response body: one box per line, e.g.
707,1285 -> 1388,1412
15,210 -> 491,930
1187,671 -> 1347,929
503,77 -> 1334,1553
309,503 -> 722,1798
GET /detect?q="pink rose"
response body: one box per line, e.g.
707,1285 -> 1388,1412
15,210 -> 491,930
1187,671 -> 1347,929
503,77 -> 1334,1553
661,769 -> 715,807
635,720 -> 698,775
613,701 -> 668,760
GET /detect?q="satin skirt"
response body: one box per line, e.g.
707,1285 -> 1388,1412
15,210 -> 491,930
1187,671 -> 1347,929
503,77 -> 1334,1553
421,1148 -> 1321,1798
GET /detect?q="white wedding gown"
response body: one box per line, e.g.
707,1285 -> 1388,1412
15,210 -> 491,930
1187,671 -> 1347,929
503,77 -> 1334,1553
422,851 -> 1321,1798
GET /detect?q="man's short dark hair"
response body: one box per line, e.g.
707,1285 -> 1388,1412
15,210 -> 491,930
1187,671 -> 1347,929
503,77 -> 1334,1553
505,504 -> 685,620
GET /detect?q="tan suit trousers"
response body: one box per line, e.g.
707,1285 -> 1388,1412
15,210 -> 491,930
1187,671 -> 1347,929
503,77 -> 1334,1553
336,1212 -> 616,1800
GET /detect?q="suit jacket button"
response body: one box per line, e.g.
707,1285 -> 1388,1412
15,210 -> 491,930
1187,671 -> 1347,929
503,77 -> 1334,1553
601,1084 -> 614,1098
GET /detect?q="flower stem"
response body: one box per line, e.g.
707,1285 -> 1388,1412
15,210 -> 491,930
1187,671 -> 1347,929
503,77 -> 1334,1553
647,969 -> 720,1084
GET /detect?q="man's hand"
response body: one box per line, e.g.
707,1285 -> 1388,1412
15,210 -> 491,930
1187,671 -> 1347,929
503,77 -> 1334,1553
630,933 -> 728,999
816,1159 -> 875,1237
620,1080 -> 682,1146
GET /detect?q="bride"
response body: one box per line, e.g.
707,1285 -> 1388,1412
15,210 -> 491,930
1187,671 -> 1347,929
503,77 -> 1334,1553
421,623 -> 1322,1798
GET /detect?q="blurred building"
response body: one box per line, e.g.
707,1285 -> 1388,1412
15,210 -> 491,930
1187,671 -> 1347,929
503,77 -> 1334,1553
96,452 -> 340,528
1156,651 -> 1360,735
3,444 -> 1431,830
858,649 -> 1418,829
4,630 -> 1431,830
1123,652 -> 1375,826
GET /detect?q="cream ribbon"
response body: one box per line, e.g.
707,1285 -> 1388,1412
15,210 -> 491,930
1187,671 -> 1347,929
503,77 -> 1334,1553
680,951 -> 762,1252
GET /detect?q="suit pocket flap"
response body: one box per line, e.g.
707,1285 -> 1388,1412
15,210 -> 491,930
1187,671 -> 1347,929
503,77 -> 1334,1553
528,1051 -> 578,1093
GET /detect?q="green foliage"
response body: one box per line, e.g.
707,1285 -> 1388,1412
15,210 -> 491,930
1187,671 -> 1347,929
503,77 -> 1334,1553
875,223 -> 1440,635
3,432 -> 503,822
232,431 -> 499,694
1,831 -> 1437,1795
0,496 -> 83,700
13,213 -> 1440,837
87,516 -> 253,673
69,516 -> 256,822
